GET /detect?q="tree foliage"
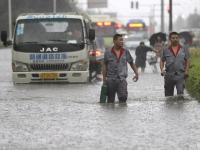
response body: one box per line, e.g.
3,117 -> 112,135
186,13 -> 200,28
174,15 -> 185,31
0,0 -> 76,34
174,12 -> 200,31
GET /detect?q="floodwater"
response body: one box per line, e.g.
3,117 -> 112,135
0,48 -> 200,150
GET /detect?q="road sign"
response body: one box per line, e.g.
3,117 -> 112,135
87,0 -> 107,8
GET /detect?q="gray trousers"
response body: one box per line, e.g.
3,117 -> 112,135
164,73 -> 185,96
106,78 -> 128,103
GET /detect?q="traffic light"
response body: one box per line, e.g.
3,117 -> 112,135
130,1 -> 139,9
131,1 -> 134,9
136,1 -> 139,9
167,5 -> 171,13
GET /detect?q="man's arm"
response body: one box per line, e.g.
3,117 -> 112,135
160,47 -> 166,76
102,51 -> 108,83
184,47 -> 190,78
152,48 -> 159,53
184,59 -> 190,78
129,62 -> 139,81
149,46 -> 159,53
126,49 -> 139,81
102,62 -> 107,83
160,59 -> 165,76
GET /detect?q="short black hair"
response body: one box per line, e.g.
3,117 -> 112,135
140,41 -> 144,45
169,32 -> 179,38
113,34 -> 123,41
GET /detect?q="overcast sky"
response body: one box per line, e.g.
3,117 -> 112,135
77,0 -> 200,31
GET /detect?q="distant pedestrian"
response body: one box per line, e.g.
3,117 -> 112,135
160,32 -> 190,96
135,41 -> 157,72
102,34 -> 139,103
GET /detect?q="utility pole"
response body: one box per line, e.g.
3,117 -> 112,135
169,0 -> 173,32
53,0 -> 57,13
161,0 -> 164,32
8,0 -> 12,40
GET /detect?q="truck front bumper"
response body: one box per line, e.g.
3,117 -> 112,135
12,71 -> 89,83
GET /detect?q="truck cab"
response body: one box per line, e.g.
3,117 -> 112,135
1,13 -> 96,83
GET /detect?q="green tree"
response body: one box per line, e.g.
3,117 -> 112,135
0,0 -> 77,35
186,13 -> 200,28
174,15 -> 185,31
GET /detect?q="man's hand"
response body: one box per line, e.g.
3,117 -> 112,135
103,77 -> 107,85
184,71 -> 189,79
161,70 -> 166,76
153,48 -> 159,53
133,74 -> 139,82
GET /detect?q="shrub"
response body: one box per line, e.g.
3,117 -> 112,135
186,48 -> 200,100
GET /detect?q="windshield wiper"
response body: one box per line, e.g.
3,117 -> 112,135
46,39 -> 68,43
22,41 -> 39,44
18,42 -> 47,47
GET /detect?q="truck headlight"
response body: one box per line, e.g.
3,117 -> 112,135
70,60 -> 88,71
12,62 -> 29,72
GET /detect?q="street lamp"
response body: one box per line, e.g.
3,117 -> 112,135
169,0 -> 173,32
161,0 -> 164,32
53,0 -> 57,13
8,0 -> 12,40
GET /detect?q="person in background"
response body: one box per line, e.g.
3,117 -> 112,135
135,41 -> 157,73
160,32 -> 190,97
102,34 -> 138,103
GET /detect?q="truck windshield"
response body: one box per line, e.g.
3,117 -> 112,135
14,18 -> 84,52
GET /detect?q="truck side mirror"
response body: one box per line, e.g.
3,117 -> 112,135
1,31 -> 8,46
89,29 -> 95,41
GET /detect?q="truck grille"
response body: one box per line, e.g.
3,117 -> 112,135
30,64 -> 69,71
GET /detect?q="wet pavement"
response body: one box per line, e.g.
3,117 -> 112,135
0,48 -> 200,150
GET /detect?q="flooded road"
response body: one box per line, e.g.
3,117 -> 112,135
0,48 -> 200,150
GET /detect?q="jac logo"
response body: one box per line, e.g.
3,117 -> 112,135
40,47 -> 58,52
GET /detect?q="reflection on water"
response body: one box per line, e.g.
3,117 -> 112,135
164,95 -> 194,114
99,102 -> 128,114
165,95 -> 191,105
164,96 -> 186,112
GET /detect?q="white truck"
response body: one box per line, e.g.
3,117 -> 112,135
1,13 -> 100,83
